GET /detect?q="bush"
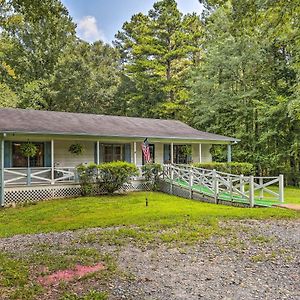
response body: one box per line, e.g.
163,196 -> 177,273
76,163 -> 98,196
141,163 -> 162,190
192,162 -> 254,175
77,162 -> 138,195
98,161 -> 138,194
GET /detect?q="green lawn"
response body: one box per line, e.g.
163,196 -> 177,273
282,186 -> 300,204
0,191 -> 299,238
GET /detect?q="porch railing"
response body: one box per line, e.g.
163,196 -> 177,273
3,167 -> 76,186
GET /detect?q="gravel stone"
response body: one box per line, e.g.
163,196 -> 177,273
0,219 -> 299,300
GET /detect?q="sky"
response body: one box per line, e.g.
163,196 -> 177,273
61,0 -> 204,44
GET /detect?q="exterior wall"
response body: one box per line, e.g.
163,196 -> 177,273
192,144 -> 212,163
154,143 -> 164,164
54,140 -> 95,167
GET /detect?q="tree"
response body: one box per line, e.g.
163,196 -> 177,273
0,83 -> 18,107
115,0 -> 204,120
190,0 -> 300,184
18,40 -> 121,114
0,0 -> 76,92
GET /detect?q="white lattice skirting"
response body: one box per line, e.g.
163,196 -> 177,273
3,180 -> 151,206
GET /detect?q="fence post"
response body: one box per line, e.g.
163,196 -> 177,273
27,167 -> 31,186
240,174 -> 245,194
279,174 -> 284,203
229,177 -> 233,202
249,175 -> 255,208
213,169 -> 218,204
170,166 -> 174,194
259,177 -> 264,199
189,169 -> 193,199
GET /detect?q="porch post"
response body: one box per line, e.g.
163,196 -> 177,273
96,141 -> 100,164
171,142 -> 174,164
51,139 -> 54,184
0,137 -> 4,206
133,142 -> 137,165
227,144 -> 232,163
199,143 -> 202,163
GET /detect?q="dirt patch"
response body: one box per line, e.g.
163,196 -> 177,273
276,204 -> 300,211
38,263 -> 105,286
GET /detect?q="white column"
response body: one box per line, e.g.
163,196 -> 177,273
199,143 -> 202,163
133,142 -> 137,165
96,141 -> 100,164
171,142 -> 174,164
227,144 -> 232,163
0,138 -> 4,206
51,139 -> 54,184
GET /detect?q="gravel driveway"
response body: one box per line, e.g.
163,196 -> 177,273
0,219 -> 299,300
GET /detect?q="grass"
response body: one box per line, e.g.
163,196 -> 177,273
0,191 -> 299,299
281,186 -> 300,204
0,191 -> 299,238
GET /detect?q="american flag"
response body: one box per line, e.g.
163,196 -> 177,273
142,138 -> 151,163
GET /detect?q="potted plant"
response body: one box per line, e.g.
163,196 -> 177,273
19,142 -> 37,168
69,143 -> 84,155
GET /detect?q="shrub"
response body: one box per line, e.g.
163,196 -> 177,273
76,163 -> 98,196
141,163 -> 162,190
192,162 -> 254,175
97,161 -> 138,194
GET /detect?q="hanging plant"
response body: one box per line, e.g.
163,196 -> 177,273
20,142 -> 37,159
20,142 -> 37,168
69,143 -> 84,155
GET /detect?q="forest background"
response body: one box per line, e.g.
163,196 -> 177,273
0,0 -> 299,185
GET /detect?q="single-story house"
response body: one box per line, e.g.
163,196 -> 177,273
0,108 -> 239,206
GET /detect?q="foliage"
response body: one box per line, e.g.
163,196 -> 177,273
69,143 -> 84,156
114,0 -> 204,119
97,161 -> 138,194
0,83 -> 18,107
77,162 -> 138,195
193,162 -> 254,175
76,163 -> 97,196
19,142 -> 37,159
141,163 -> 162,190
189,0 -> 300,185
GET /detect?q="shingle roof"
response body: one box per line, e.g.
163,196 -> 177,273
0,108 -> 239,143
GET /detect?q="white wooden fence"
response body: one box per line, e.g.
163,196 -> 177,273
161,164 -> 284,207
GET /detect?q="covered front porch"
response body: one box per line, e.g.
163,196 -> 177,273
0,134 -> 234,206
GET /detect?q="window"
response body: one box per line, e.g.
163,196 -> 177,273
12,142 -> 44,167
174,145 -> 192,164
103,144 -> 124,162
